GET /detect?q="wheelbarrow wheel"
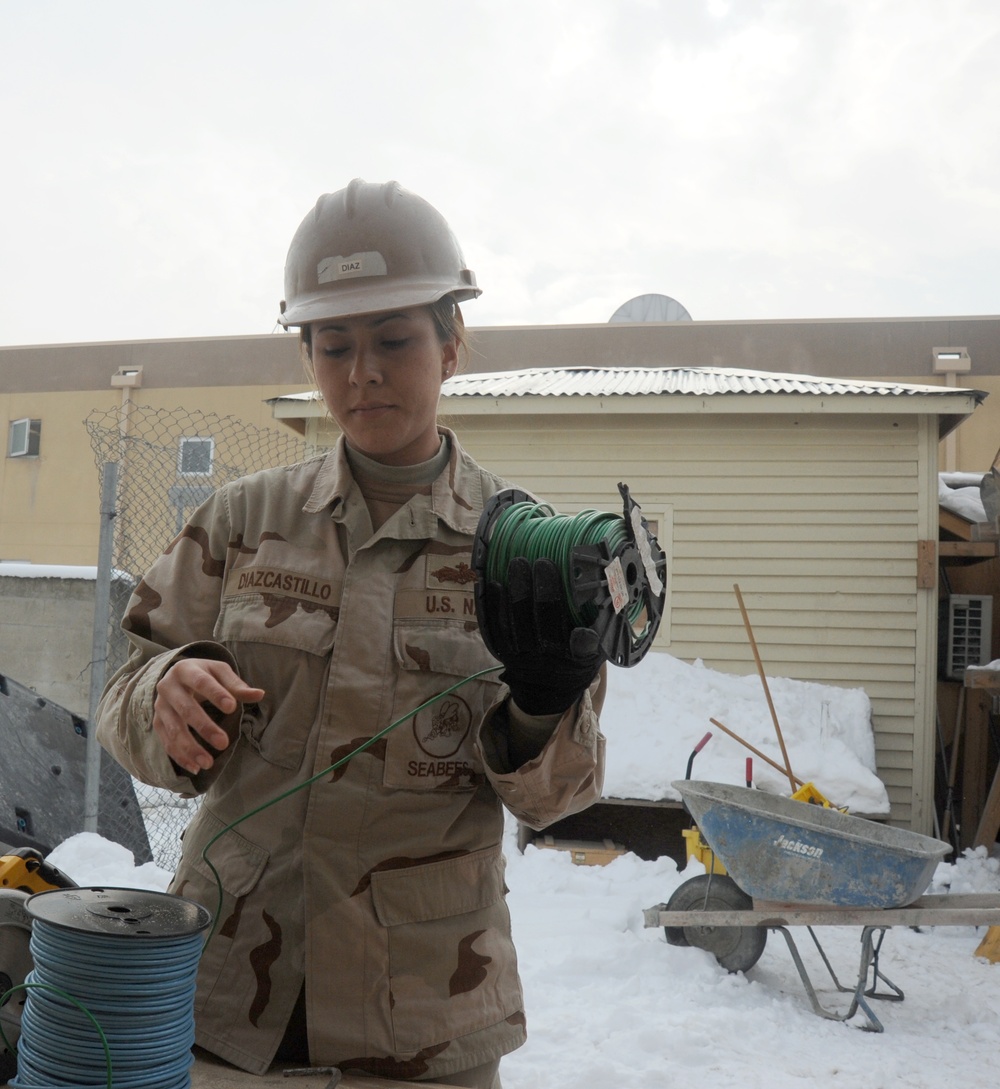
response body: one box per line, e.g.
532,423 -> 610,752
662,873 -> 767,974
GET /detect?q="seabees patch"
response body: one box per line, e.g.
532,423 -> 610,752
393,695 -> 476,787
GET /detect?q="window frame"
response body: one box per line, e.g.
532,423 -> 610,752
8,418 -> 41,458
177,435 -> 215,477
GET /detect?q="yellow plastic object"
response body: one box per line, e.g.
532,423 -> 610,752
0,848 -> 76,894
791,781 -> 847,811
975,925 -> 1000,964
682,827 -> 727,874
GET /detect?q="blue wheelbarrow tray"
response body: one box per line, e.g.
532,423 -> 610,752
673,780 -> 951,909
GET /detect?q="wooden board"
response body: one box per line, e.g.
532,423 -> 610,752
974,762 -> 1000,848
643,892 -> 1000,930
192,1052 -> 456,1088
534,835 -> 628,866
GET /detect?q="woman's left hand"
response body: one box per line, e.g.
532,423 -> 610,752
152,657 -> 265,775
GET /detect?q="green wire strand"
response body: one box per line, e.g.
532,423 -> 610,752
0,981 -> 114,1089
0,667 -> 505,1086
201,664 -> 504,942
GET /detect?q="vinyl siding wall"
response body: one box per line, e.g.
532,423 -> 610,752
449,409 -> 937,830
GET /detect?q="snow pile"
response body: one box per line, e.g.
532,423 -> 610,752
939,470 -> 987,522
601,652 -> 888,814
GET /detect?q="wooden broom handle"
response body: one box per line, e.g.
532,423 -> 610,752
733,583 -> 798,793
709,717 -> 805,788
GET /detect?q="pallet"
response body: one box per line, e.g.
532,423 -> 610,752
533,835 -> 629,866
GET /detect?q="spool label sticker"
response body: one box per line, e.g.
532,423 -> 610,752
605,556 -> 629,614
630,506 -> 664,596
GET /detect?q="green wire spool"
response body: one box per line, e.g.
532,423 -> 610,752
472,483 -> 667,667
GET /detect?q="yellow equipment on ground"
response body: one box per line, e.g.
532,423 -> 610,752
1,848 -> 76,1083
0,848 -> 77,895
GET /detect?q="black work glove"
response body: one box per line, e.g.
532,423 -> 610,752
481,556 -> 604,715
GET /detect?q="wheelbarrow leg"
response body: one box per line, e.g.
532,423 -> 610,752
804,925 -> 903,1004
771,925 -> 901,1032
861,926 -> 904,1002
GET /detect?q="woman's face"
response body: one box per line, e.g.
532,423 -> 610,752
309,306 -> 458,466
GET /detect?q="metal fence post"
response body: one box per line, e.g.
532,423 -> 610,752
83,460 -> 119,833
84,405 -> 308,866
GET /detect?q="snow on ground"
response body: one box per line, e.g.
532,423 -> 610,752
33,648 -> 1000,1088
46,827 -> 1000,1089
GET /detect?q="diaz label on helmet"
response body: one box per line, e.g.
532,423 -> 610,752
318,251 -> 388,284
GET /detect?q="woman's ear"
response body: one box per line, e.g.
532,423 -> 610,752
441,336 -> 459,380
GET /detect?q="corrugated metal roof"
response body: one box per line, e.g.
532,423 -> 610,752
439,365 -> 978,399
267,366 -> 983,408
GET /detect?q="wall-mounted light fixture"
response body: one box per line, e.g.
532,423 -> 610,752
931,347 -> 971,374
933,348 -> 971,474
111,366 -> 143,388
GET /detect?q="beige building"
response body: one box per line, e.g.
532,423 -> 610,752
0,334 -> 311,564
2,315 -> 998,565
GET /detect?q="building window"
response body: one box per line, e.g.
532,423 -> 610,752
8,418 -> 41,458
178,436 -> 214,476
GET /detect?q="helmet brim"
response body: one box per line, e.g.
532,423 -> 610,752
279,279 -> 481,329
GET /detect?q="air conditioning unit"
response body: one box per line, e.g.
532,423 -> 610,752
8,418 -> 41,458
946,594 -> 993,680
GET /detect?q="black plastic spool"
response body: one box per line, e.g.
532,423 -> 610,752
472,482 -> 667,668
24,887 -> 212,939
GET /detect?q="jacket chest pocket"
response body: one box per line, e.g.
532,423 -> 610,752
384,618 -> 503,792
215,592 -> 339,771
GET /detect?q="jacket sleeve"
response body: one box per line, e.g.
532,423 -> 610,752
476,666 -> 607,831
95,490 -> 244,797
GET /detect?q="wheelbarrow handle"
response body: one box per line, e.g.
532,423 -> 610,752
685,731 -> 713,780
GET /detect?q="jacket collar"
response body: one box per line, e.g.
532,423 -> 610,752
303,428 -> 485,537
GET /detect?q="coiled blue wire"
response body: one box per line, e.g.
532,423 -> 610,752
11,919 -> 202,1089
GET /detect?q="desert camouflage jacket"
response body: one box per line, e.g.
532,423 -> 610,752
96,429 -> 606,1079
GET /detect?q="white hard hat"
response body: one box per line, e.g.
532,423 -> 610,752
279,179 -> 480,328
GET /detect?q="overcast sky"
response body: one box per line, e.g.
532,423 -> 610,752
2,0 -> 998,347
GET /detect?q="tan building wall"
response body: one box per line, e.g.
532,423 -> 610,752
0,335 -> 314,563
950,375 -> 1000,470
2,316 -> 997,565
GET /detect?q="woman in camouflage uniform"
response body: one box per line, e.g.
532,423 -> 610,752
97,180 -> 606,1088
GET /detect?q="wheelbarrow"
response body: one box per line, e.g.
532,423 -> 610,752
644,780 -> 1000,1030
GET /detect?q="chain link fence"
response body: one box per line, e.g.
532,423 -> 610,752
85,403 -> 310,871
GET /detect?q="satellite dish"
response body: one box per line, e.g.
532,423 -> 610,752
609,293 -> 693,323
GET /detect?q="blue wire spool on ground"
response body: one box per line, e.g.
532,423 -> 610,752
11,887 -> 210,1089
